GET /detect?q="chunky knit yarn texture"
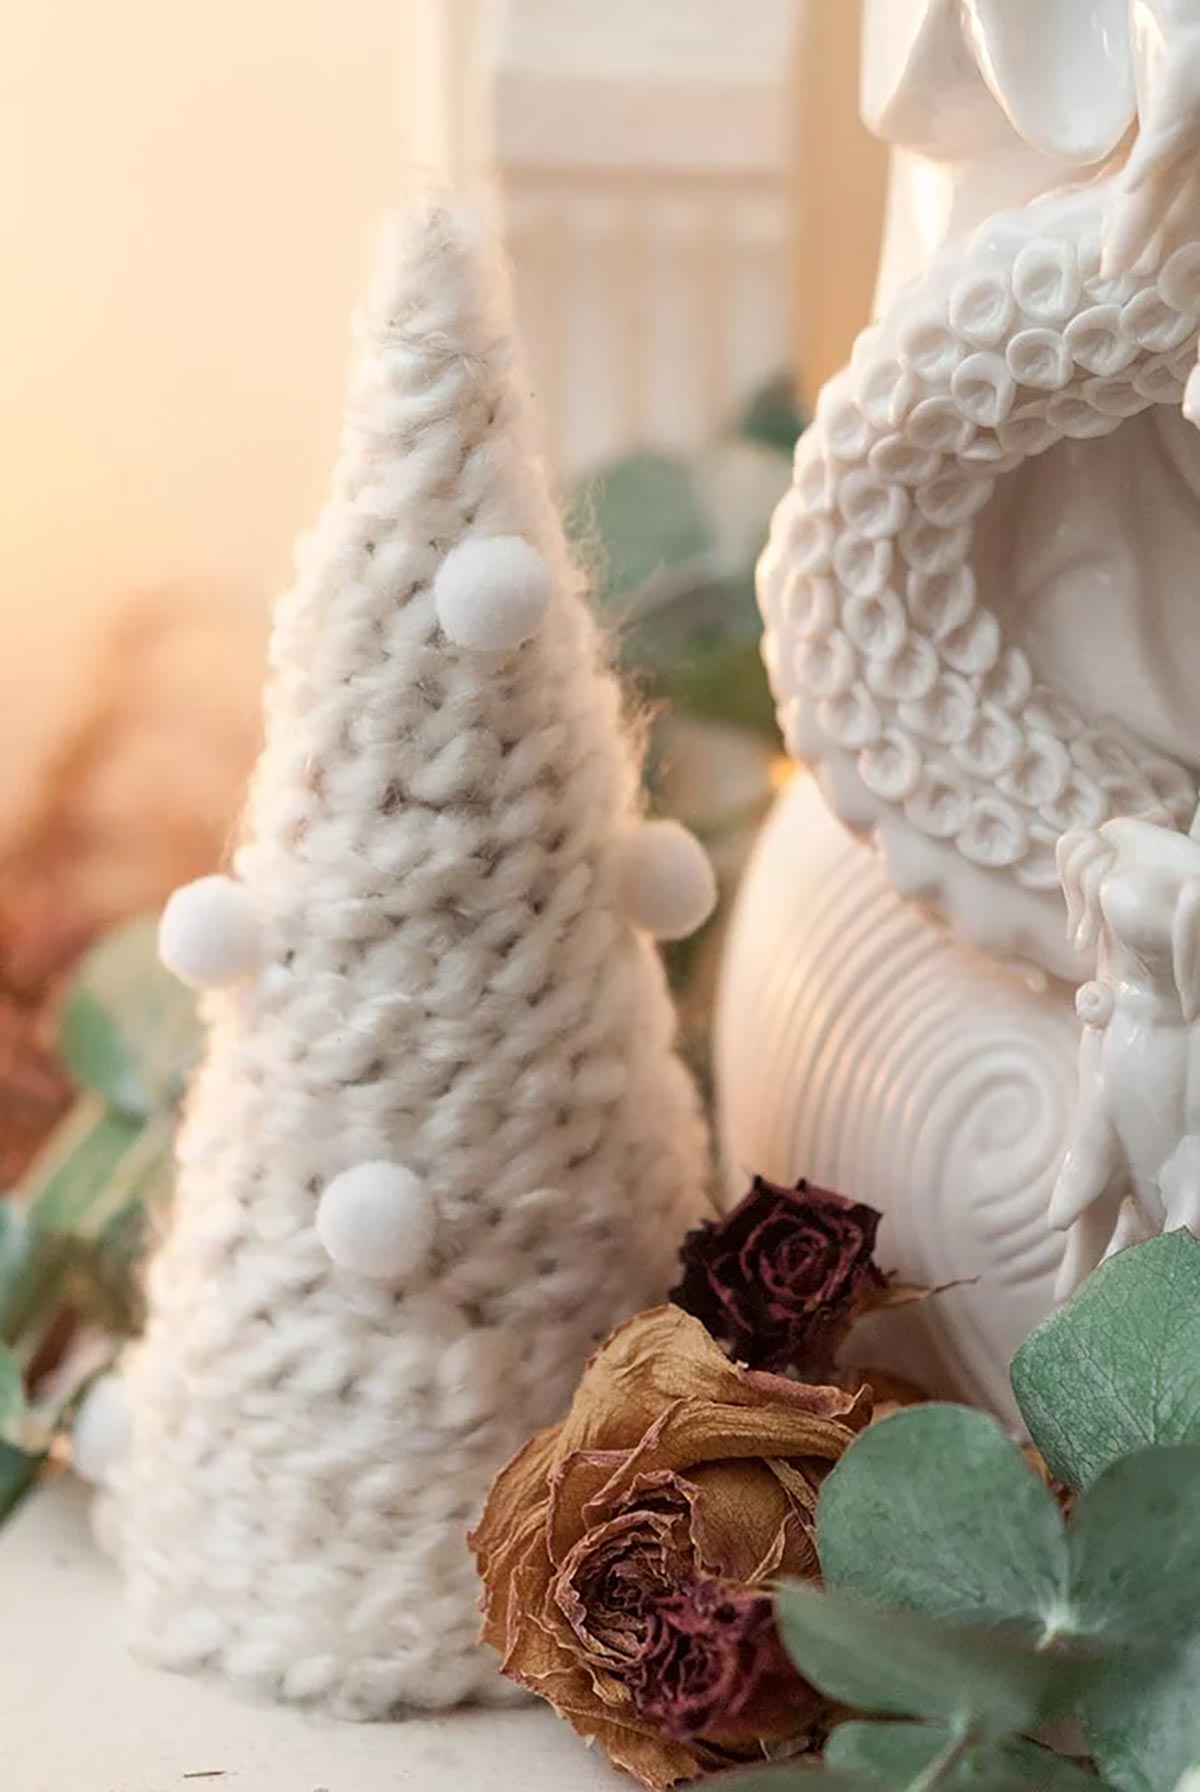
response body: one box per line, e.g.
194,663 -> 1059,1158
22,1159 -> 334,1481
111,205 -> 710,1716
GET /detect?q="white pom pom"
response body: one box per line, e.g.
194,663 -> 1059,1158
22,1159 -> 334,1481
72,1374 -> 131,1489
434,534 -> 552,651
615,820 -> 717,941
158,875 -> 263,989
316,1161 -> 436,1281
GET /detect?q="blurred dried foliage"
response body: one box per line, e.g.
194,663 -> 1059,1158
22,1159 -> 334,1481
0,594 -> 257,1514
0,597 -> 259,1189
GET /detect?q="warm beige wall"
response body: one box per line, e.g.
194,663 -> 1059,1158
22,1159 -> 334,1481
0,1 -> 412,795
0,0 -> 885,810
793,0 -> 887,412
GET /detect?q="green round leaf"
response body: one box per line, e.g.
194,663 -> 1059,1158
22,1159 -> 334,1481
817,1405 -> 1068,1632
1081,1636 -> 1200,1792
1011,1232 -> 1200,1490
0,1208 -> 36,1321
0,1347 -> 24,1439
567,450 -> 714,607
1069,1444 -> 1200,1649
775,1582 -> 1103,1740
826,1722 -> 1104,1790
21,1098 -> 142,1239
0,1438 -> 44,1520
58,917 -> 200,1118
1067,1447 -> 1200,1792
736,375 -> 805,456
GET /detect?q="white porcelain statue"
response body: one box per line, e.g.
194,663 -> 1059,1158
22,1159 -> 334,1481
717,0 -> 1200,1418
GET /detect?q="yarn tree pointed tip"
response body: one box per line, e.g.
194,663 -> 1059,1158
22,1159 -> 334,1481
362,198 -> 504,346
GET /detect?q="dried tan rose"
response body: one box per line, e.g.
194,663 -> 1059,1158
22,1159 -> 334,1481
470,1305 -> 870,1789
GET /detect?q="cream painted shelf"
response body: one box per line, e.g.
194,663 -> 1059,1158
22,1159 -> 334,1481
0,1477 -> 624,1792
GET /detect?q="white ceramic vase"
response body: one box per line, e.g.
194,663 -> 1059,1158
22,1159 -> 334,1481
715,772 -> 1075,1421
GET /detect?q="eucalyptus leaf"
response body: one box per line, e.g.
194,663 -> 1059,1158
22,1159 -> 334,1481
58,916 -> 200,1119
775,1582 -> 1102,1740
50,1109 -> 171,1248
1080,1632 -> 1200,1792
616,570 -> 762,676
825,1722 -> 1103,1790
0,1205 -> 19,1274
1068,1444 -> 1200,1649
0,1347 -> 25,1437
817,1405 -> 1068,1632
1066,1446 -> 1200,1792
1011,1231 -> 1200,1489
658,635 -> 777,738
20,1096 -> 143,1239
736,375 -> 805,456
0,1438 -> 44,1520
0,1215 -> 68,1347
0,1098 -> 146,1343
0,1206 -> 36,1313
568,450 -> 715,608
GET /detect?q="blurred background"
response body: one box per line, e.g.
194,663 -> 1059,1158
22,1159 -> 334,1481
0,0 -> 883,814
0,0 -> 886,1491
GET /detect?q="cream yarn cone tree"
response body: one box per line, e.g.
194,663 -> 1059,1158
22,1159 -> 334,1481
108,206 -> 713,1717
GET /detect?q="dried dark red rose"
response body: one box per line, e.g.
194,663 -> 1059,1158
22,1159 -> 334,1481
628,1579 -> 808,1748
671,1176 -> 886,1373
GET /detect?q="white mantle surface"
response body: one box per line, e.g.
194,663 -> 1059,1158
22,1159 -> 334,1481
1,1477 -> 625,1792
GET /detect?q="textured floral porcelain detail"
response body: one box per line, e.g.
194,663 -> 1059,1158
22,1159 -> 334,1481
759,182 -> 1200,980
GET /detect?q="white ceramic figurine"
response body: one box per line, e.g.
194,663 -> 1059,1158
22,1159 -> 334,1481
1052,812 -> 1200,1299
718,0 -> 1200,1417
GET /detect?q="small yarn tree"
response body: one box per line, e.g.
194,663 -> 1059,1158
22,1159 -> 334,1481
105,205 -> 714,1716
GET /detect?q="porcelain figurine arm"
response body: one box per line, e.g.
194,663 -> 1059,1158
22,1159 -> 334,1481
1104,0 -> 1200,422
1104,2 -> 1200,376
1051,818 -> 1200,1299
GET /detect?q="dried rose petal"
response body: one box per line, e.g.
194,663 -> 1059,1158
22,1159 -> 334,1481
629,1579 -> 810,1748
671,1176 -> 886,1372
471,1306 -> 868,1789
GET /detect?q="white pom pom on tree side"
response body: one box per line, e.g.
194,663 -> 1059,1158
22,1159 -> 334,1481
433,534 -> 552,652
316,1161 -> 436,1281
158,875 -> 263,988
616,820 -> 718,941
72,1374 -> 132,1489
